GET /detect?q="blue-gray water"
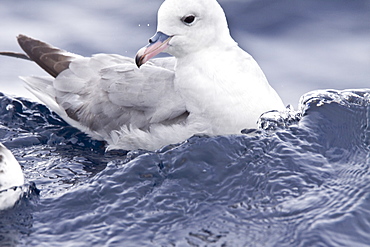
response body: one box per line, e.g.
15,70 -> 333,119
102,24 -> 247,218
0,0 -> 370,246
1,89 -> 370,246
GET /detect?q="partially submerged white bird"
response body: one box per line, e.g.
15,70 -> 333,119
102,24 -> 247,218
1,0 -> 284,151
0,143 -> 24,210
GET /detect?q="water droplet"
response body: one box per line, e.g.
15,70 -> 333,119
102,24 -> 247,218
6,104 -> 14,111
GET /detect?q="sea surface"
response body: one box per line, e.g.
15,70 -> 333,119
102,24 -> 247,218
0,0 -> 369,246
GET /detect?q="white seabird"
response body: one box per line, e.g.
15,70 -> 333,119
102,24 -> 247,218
1,0 -> 285,151
0,143 -> 24,210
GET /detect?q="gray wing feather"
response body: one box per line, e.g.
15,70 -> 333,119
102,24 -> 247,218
14,35 -> 187,137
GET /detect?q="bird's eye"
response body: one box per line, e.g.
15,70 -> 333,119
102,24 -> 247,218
181,15 -> 196,25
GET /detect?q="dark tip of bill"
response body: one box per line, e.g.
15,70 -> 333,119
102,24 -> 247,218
135,54 -> 143,68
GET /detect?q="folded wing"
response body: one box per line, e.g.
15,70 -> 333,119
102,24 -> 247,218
17,35 -> 188,142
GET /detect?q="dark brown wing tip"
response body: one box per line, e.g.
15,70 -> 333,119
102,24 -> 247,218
17,34 -> 27,40
17,34 -> 78,78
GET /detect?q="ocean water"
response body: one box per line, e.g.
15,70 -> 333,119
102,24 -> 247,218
0,89 -> 369,246
0,0 -> 370,246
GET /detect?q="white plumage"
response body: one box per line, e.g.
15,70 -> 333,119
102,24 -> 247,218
0,143 -> 24,210
17,0 -> 284,150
